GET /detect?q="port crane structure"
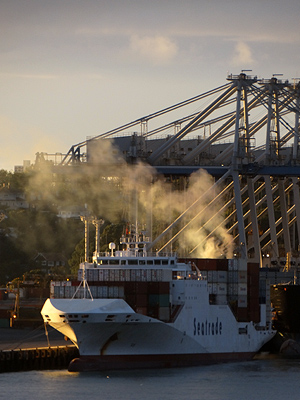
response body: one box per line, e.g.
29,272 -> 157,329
37,73 -> 300,266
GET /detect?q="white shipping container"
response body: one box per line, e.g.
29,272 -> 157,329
151,269 -> 157,281
238,271 -> 247,283
59,286 -> 65,298
114,269 -> 120,281
97,286 -> 103,297
99,269 -> 104,281
141,269 -> 147,282
94,269 -> 99,281
157,269 -> 162,281
118,286 -> 124,298
91,286 -> 98,297
109,270 -> 115,281
207,270 -> 213,282
64,286 -> 71,298
237,259 -> 247,271
62,280 -> 71,287
228,258 -> 238,270
125,269 -> 131,281
238,283 -> 247,296
228,283 -> 238,295
108,286 -> 115,298
103,269 -> 109,281
131,269 -> 136,281
217,283 -> 227,295
93,269 -> 99,281
212,270 -> 218,282
136,269 -> 141,281
212,283 -> 218,295
113,286 -> 119,297
54,286 -> 60,298
50,282 -> 55,296
146,269 -> 152,281
217,271 -> 227,283
102,286 -> 108,297
119,269 -> 125,281
69,286 -> 76,297
207,283 -> 213,294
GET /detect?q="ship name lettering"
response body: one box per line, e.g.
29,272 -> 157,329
193,317 -> 222,336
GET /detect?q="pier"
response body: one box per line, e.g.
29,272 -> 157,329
0,327 -> 78,373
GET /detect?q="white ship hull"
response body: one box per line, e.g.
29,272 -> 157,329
42,279 -> 275,371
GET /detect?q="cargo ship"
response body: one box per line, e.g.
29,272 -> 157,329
41,231 -> 275,371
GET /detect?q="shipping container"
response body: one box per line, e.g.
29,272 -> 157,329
130,269 -> 136,281
236,307 -> 248,321
99,269 -> 104,281
136,294 -> 147,307
159,294 -> 170,307
215,295 -> 227,305
238,283 -> 247,296
207,270 -> 213,282
148,294 -> 159,306
108,286 -> 115,298
125,269 -> 131,281
118,286 -> 125,298
207,283 -> 213,294
146,269 -> 152,281
114,269 -> 120,281
237,259 -> 247,271
238,271 -> 247,283
103,269 -> 109,281
211,283 -> 218,295
159,282 -> 170,294
227,283 -> 238,295
217,283 -> 227,295
102,286 -> 108,297
59,286 -> 65,298
64,286 -> 71,298
159,307 -> 170,321
212,270 -> 218,282
136,282 -> 148,294
217,271 -> 227,283
136,307 -> 147,316
90,286 -> 98,297
238,296 -> 248,308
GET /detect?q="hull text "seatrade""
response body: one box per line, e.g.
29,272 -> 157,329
193,317 -> 223,336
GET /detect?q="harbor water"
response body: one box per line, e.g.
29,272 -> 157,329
1,358 -> 300,400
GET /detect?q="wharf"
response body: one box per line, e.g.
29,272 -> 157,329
0,327 -> 79,373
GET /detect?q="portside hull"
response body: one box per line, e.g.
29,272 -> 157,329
68,352 -> 256,372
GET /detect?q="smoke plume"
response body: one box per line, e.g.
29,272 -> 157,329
27,138 -> 233,258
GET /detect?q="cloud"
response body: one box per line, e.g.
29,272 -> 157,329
231,41 -> 255,67
130,35 -> 178,65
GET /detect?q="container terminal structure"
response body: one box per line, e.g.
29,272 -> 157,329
35,73 -> 300,271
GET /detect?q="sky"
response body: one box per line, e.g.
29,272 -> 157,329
1,0 -> 300,171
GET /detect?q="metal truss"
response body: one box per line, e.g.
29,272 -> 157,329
39,73 -> 300,265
